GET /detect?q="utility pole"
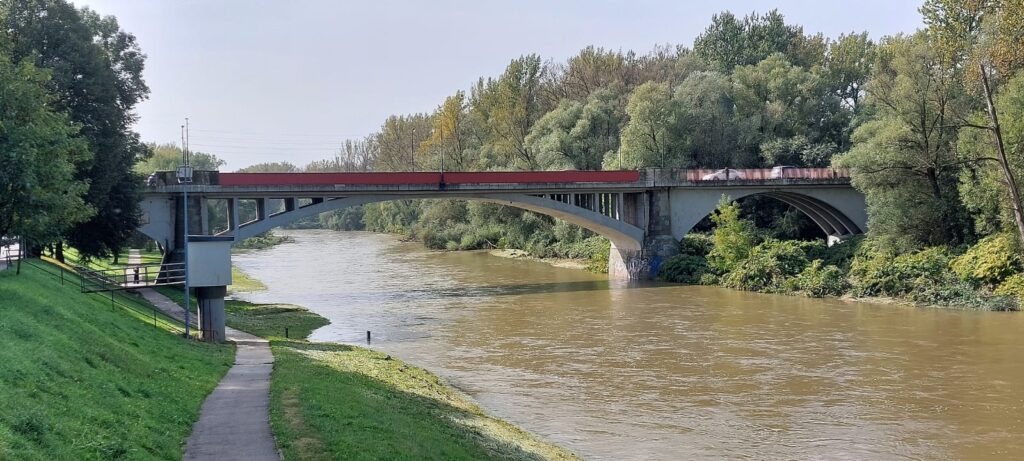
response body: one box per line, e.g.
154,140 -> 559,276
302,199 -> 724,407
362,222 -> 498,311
178,122 -> 193,338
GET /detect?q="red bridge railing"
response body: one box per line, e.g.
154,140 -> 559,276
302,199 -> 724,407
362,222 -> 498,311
217,170 -> 642,186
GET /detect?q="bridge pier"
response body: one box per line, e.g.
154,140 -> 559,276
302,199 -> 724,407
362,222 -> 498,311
197,286 -> 227,342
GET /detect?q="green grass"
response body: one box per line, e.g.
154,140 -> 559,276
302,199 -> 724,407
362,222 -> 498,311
61,247 -> 162,272
0,261 -> 234,460
269,342 -> 580,461
223,301 -> 328,340
153,286 -> 327,340
230,266 -> 266,293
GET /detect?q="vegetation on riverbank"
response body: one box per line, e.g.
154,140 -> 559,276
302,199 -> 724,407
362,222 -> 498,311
235,231 -> 295,251
230,266 -> 266,293
0,262 -> 233,460
659,199 -> 1023,310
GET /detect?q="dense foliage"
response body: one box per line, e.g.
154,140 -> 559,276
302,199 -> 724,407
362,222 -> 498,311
1,0 -> 150,259
242,2 -> 1022,281
659,200 -> 1020,310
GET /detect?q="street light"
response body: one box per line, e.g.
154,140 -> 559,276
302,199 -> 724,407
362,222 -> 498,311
177,164 -> 193,338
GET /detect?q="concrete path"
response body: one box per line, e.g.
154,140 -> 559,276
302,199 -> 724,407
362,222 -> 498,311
137,286 -> 281,461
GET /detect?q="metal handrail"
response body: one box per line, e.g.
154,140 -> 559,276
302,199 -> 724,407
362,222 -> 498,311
21,258 -> 195,338
76,262 -> 186,293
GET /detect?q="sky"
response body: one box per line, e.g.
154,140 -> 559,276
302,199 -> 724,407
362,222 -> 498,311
74,0 -> 924,171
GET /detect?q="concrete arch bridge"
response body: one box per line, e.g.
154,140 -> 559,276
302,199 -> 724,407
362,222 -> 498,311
139,168 -> 865,341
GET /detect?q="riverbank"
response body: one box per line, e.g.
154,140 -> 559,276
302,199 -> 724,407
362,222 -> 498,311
0,261 -> 233,459
488,249 -> 590,271
657,224 -> 1024,311
160,269 -> 581,460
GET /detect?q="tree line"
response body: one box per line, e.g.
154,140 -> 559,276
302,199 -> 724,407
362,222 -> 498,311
232,1 -> 1024,274
3,0 -> 1023,293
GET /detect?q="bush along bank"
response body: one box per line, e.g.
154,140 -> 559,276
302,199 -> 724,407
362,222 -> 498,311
320,200 -> 612,273
658,201 -> 1022,311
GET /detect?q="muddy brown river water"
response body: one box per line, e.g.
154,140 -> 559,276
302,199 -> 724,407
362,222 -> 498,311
233,229 -> 1024,460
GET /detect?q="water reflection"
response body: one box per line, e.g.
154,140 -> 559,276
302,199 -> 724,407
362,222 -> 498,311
235,230 -> 1024,460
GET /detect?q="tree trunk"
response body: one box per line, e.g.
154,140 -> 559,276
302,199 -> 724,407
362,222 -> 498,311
55,241 -> 64,263
980,64 -> 1024,245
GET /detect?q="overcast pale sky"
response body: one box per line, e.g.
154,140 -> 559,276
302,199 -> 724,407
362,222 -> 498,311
74,1 -> 924,171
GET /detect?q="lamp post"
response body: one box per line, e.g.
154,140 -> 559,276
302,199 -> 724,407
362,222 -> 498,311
177,163 -> 194,338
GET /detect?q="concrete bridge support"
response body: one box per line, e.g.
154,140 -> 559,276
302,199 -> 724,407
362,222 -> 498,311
197,286 -> 227,343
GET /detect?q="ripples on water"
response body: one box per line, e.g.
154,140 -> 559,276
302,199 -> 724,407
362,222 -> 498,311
234,230 -> 1024,460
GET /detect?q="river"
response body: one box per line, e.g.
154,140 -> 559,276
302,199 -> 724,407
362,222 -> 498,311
233,229 -> 1024,460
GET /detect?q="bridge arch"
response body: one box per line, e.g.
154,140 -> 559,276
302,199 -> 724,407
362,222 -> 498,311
226,193 -> 646,251
669,187 -> 867,243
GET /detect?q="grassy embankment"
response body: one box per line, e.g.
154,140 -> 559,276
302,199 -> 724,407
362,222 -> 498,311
160,275 -> 579,460
0,261 -> 233,460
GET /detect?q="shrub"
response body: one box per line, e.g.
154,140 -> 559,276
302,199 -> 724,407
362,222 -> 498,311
849,246 -> 952,297
950,233 -> 1022,287
720,239 -> 811,292
679,233 -> 714,257
787,260 -> 850,297
698,272 -> 720,285
821,235 -> 865,270
996,274 -> 1024,302
658,254 -> 707,284
707,198 -> 758,274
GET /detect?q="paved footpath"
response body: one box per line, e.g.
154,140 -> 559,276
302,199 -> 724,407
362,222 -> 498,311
138,285 -> 281,461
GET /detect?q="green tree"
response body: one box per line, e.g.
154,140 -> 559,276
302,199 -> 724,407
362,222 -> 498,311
733,53 -> 848,160
421,92 -> 477,171
836,35 -> 974,250
2,0 -> 150,259
236,162 -> 299,173
134,143 -> 224,174
614,81 -> 682,168
706,197 -> 758,274
0,53 -> 92,261
672,71 -> 754,167
473,55 -> 548,170
693,10 -> 807,71
373,114 -> 432,171
525,86 -> 626,170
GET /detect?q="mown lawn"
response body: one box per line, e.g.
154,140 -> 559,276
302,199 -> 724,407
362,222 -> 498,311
0,262 -> 234,460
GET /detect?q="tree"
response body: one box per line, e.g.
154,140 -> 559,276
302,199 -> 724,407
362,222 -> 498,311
693,10 -> 806,71
707,197 -> 758,274
959,70 -> 1024,242
0,51 -> 92,266
821,32 -> 876,115
305,137 -> 377,172
614,82 -> 683,168
732,53 -> 849,159
421,92 -> 476,171
373,114 -> 432,171
836,35 -> 974,250
672,71 -> 753,167
473,55 -> 548,170
134,143 -> 224,174
2,0 -> 150,259
525,86 -> 627,170
236,162 -> 299,173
